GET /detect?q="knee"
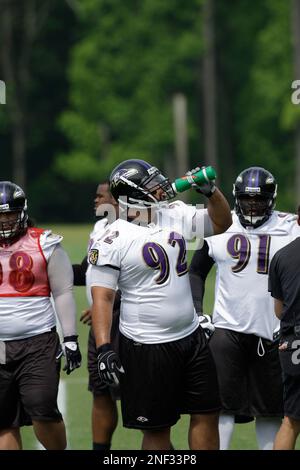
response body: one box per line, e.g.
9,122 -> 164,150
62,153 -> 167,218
52,432 -> 66,450
143,428 -> 169,439
283,416 -> 300,435
190,412 -> 219,428
93,396 -> 118,429
142,427 -> 171,449
32,419 -> 66,450
59,435 -> 67,450
0,428 -> 22,450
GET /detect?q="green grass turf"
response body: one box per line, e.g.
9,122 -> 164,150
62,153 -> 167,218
20,224 -> 290,450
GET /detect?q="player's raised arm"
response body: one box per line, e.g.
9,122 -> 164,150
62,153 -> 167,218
183,165 -> 232,235
206,188 -> 232,235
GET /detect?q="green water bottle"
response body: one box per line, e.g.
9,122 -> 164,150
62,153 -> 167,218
172,166 -> 216,194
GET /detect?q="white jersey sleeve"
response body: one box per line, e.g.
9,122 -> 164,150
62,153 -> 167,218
90,265 -> 119,290
85,218 -> 115,306
88,228 -> 121,270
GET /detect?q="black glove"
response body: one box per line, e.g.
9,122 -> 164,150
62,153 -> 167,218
97,343 -> 124,387
63,335 -> 82,375
186,166 -> 216,197
198,314 -> 215,341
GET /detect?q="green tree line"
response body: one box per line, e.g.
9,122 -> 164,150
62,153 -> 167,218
0,0 -> 298,222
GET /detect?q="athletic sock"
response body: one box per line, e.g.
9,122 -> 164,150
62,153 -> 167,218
93,442 -> 111,450
219,414 -> 235,450
255,417 -> 281,450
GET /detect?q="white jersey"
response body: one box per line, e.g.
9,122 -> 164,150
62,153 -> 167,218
207,211 -> 298,340
156,200 -> 213,241
89,201 -> 211,343
0,230 -> 62,341
86,218 -> 109,306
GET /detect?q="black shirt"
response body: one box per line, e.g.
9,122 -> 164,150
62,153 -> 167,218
269,237 -> 300,335
73,256 -> 88,286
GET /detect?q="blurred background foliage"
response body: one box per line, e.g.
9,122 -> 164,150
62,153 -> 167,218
0,0 -> 299,222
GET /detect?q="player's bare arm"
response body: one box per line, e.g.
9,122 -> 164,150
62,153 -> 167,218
91,286 -> 116,347
206,187 -> 232,235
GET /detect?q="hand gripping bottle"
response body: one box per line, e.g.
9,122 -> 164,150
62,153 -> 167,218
172,166 -> 216,194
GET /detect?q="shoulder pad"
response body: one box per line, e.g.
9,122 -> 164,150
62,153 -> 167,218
90,218 -> 109,240
40,230 -> 63,248
277,212 -> 296,220
168,200 -> 185,210
94,218 -> 109,231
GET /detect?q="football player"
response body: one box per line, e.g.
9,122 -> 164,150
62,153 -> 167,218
89,158 -> 232,450
189,167 -> 299,450
0,181 -> 81,450
72,181 -> 121,451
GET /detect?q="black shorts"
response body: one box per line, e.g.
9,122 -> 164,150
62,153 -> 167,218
119,326 -> 220,430
88,306 -> 120,399
278,335 -> 300,420
210,328 -> 283,418
0,330 -> 63,430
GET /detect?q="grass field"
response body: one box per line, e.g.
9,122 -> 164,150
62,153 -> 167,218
19,224 -> 284,450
